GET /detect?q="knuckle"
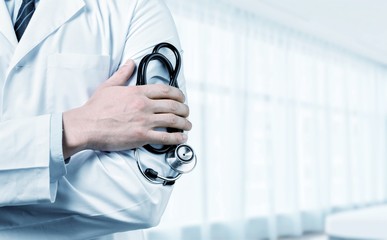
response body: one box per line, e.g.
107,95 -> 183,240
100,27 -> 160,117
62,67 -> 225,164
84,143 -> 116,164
158,84 -> 170,94
168,115 -> 178,125
169,101 -> 179,112
128,86 -> 140,95
133,127 -> 146,140
176,133 -> 186,143
133,98 -> 147,111
134,114 -> 147,125
161,133 -> 170,144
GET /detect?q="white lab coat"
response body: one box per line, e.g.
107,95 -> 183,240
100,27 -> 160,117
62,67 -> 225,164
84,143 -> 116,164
0,0 -> 184,239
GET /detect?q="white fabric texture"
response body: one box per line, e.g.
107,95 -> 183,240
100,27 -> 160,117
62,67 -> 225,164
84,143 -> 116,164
144,1 -> 387,239
3,0 -> 66,206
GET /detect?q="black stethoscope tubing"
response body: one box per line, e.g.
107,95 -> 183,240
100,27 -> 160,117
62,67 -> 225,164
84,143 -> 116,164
136,42 -> 182,155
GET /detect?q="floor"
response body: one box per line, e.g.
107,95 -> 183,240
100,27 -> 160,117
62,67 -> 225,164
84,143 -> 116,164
281,234 -> 328,240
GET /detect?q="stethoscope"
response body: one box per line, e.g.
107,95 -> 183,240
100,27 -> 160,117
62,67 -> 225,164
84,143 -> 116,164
134,42 -> 197,186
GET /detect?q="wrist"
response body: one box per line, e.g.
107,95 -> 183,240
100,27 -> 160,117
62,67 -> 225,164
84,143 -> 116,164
62,107 -> 90,159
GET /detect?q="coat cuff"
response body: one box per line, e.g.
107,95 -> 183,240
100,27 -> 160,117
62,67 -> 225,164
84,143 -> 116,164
49,113 -> 67,202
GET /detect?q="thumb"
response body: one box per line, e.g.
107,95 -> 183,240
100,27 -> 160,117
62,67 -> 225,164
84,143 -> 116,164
102,59 -> 136,88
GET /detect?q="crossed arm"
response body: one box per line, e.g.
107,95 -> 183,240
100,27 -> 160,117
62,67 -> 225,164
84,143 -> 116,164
63,60 -> 191,159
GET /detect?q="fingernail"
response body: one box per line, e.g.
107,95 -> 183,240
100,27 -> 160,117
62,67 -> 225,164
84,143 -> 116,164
182,133 -> 188,142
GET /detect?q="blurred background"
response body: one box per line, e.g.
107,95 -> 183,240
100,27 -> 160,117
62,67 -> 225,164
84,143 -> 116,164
146,0 -> 387,239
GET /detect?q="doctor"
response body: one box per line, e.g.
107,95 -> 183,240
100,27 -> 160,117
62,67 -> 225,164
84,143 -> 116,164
0,0 -> 191,239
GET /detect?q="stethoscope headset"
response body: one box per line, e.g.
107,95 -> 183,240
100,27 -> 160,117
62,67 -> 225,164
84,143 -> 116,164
134,42 -> 197,186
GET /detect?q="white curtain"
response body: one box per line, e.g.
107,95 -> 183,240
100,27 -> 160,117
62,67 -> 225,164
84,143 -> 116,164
145,1 -> 387,239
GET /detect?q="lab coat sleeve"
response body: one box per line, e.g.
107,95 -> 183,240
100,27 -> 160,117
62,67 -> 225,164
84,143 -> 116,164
120,0 -> 185,89
0,114 -> 66,207
0,0 -> 185,239
48,113 -> 67,200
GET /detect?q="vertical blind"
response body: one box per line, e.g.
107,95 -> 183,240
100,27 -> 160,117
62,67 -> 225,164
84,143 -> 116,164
146,1 -> 387,239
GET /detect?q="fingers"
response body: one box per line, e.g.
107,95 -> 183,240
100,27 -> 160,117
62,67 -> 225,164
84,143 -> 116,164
151,100 -> 190,117
102,60 -> 136,88
140,84 -> 186,103
151,114 -> 192,131
146,131 -> 188,146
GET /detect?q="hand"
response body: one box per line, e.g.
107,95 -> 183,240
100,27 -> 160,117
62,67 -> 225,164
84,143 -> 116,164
62,60 -> 192,159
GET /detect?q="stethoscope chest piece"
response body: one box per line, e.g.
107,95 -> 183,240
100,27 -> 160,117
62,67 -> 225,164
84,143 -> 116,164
135,144 -> 197,186
166,144 -> 197,174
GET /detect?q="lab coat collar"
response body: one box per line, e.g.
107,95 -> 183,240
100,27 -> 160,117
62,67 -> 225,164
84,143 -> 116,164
8,0 -> 85,71
0,1 -> 18,47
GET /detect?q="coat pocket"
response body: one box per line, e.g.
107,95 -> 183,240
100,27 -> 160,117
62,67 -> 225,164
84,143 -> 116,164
47,54 -> 110,111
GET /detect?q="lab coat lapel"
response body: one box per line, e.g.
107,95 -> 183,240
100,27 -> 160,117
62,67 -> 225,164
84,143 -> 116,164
0,1 -> 18,47
8,0 -> 85,70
